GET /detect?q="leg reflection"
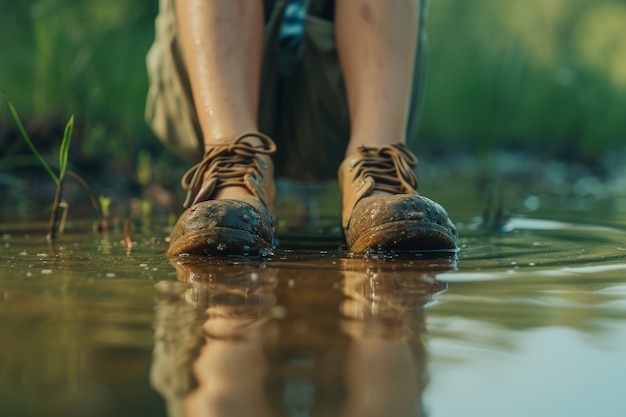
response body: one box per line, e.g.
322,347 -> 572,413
151,254 -> 452,417
339,257 -> 451,417
152,255 -> 277,417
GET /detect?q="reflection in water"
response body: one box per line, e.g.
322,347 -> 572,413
151,255 -> 454,417
338,258 -> 450,417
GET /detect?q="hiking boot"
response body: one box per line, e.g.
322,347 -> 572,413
167,132 -> 277,257
338,143 -> 457,253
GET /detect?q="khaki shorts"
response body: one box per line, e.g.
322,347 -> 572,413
145,0 -> 428,181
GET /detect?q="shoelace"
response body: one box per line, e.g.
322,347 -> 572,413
181,132 -> 276,208
353,143 -> 418,194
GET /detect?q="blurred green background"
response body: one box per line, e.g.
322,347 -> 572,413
1,0 -> 625,182
423,0 -> 626,159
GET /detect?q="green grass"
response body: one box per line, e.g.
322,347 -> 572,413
1,0 -> 624,168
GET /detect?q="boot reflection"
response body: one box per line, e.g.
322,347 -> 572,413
151,254 -> 453,417
169,255 -> 278,340
152,255 -> 277,417
339,257 -> 451,417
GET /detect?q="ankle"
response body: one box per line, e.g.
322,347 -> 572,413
203,131 -> 265,151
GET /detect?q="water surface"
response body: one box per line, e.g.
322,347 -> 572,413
1,174 -> 625,417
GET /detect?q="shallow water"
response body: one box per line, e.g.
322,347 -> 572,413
1,174 -> 626,417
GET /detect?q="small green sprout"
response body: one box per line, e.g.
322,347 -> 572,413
3,94 -> 104,241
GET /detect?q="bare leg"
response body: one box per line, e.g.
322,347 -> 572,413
335,0 -> 419,157
175,0 -> 264,146
175,0 -> 265,201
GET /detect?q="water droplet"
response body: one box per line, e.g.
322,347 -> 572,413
217,243 -> 226,251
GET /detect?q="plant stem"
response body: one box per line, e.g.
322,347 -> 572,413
47,181 -> 64,243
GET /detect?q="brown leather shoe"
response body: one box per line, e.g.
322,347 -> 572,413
338,143 -> 457,253
167,132 -> 277,257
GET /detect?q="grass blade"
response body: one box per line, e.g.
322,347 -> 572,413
3,94 -> 59,185
59,115 -> 74,182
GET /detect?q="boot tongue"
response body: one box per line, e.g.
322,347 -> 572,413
340,144 -> 420,229
181,132 -> 276,209
356,144 -> 419,195
375,144 -> 419,194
